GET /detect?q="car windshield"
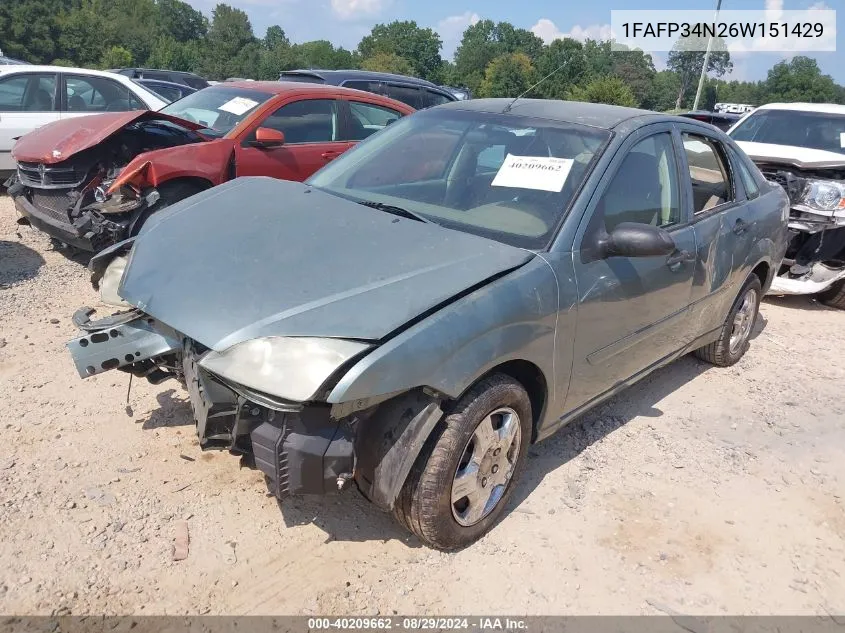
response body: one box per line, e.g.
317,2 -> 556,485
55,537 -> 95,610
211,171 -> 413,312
160,86 -> 272,137
307,108 -> 610,249
730,109 -> 845,155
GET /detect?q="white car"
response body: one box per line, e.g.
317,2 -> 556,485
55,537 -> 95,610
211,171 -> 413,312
0,65 -> 167,173
729,102 -> 845,309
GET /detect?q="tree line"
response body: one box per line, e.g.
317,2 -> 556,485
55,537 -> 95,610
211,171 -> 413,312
2,0 -> 844,110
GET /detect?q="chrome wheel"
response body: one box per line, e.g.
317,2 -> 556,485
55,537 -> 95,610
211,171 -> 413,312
451,407 -> 522,527
729,288 -> 758,355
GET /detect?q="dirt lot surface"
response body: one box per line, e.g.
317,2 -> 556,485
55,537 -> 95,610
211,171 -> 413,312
1,194 -> 844,617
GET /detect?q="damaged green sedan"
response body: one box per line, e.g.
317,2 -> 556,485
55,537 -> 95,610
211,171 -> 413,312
67,99 -> 788,550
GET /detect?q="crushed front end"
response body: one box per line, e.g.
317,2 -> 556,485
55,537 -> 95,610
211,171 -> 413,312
6,118 -> 203,252
66,309 -> 364,499
760,163 -> 845,295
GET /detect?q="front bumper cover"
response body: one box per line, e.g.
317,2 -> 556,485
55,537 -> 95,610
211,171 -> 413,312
66,310 -> 354,498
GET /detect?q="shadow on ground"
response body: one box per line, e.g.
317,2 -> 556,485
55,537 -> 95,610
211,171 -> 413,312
764,294 -> 837,312
0,239 -> 45,285
271,353 -> 716,549
137,388 -> 194,430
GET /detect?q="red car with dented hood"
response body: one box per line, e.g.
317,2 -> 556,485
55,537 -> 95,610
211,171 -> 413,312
5,81 -> 414,253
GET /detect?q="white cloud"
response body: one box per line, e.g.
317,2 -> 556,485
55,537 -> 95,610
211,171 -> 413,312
437,11 -> 480,59
330,0 -> 390,20
530,18 -> 613,44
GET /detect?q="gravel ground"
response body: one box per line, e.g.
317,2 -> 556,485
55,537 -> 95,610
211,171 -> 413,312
0,194 -> 844,616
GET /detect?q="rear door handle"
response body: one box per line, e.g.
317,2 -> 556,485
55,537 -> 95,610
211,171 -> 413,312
666,250 -> 694,270
321,151 -> 341,160
733,219 -> 748,235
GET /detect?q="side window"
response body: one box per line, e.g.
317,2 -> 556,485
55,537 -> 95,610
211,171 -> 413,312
343,80 -> 382,96
150,84 -> 181,103
424,89 -> 453,108
730,148 -> 760,199
0,73 -> 57,112
682,133 -> 734,213
258,99 -> 339,144
65,75 -> 145,112
599,132 -> 681,232
384,83 -> 422,109
346,101 -> 402,141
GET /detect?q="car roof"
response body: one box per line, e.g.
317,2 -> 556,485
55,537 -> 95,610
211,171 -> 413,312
439,98 -> 658,129
119,67 -> 201,77
0,64 -> 136,78
215,80 -> 407,98
754,102 -> 845,114
281,69 -> 445,89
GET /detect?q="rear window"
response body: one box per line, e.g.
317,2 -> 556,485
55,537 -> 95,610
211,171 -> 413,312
730,109 -> 845,155
280,73 -> 325,84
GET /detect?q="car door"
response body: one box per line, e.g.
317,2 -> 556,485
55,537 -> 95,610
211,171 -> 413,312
0,72 -> 59,170
235,96 -> 353,181
61,73 -> 148,120
565,126 -> 697,412
676,126 -> 750,336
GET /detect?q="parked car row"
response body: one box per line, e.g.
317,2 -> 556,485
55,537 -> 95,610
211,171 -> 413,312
2,62 -> 838,549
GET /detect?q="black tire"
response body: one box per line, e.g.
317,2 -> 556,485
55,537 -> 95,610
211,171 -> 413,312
393,374 -> 532,551
818,279 -> 845,310
129,180 -> 206,237
695,275 -> 762,367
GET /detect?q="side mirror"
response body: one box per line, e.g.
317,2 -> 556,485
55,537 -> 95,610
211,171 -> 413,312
599,222 -> 676,258
252,127 -> 285,148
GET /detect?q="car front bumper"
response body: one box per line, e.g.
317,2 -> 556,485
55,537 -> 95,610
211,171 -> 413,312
66,309 -> 354,499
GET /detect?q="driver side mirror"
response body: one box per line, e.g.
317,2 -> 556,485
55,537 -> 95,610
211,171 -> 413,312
252,127 -> 285,149
598,222 -> 676,258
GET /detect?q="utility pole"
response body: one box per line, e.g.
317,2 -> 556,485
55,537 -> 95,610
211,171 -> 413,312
692,0 -> 723,111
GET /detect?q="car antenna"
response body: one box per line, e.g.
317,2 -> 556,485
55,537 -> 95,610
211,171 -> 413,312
502,61 -> 568,113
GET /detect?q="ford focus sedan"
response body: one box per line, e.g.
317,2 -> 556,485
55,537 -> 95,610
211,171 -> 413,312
66,100 -> 788,550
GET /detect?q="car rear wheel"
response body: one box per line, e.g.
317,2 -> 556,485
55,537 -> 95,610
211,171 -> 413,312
818,279 -> 845,310
694,275 -> 762,367
392,374 -> 532,551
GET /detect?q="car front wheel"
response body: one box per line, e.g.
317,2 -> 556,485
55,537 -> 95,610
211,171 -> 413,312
393,374 -> 532,551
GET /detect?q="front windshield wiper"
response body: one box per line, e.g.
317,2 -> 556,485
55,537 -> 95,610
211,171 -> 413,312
356,200 -> 432,224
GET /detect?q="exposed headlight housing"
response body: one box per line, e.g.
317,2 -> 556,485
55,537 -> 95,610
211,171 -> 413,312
199,337 -> 371,402
99,254 -> 131,308
797,179 -> 845,213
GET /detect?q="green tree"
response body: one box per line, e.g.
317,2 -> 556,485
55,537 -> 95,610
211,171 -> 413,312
56,4 -> 108,68
100,45 -> 133,69
478,52 -> 535,98
533,38 -> 588,100
454,20 -> 543,94
0,0 -> 63,64
361,52 -> 414,75
157,0 -> 208,42
611,49 -> 656,108
648,70 -> 683,111
293,40 -> 356,70
197,4 -> 257,79
264,25 -> 289,50
567,75 -> 637,107
358,21 -> 442,80
764,56 -> 841,103
667,33 -> 732,109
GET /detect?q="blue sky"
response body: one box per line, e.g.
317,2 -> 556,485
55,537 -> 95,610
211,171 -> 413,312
188,0 -> 844,83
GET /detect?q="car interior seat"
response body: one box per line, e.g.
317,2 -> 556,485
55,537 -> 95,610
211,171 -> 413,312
67,94 -> 86,112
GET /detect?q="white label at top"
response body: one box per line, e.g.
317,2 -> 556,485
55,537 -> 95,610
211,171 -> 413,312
219,97 -> 259,116
491,154 -> 574,193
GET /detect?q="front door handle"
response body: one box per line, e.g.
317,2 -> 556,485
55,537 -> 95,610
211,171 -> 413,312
666,249 -> 694,270
321,151 -> 341,160
733,218 -> 748,235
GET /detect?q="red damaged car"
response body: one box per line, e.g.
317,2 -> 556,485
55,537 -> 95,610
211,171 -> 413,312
6,81 -> 414,252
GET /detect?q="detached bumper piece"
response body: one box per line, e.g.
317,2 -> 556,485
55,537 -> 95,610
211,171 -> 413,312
251,408 -> 354,499
67,311 -> 181,378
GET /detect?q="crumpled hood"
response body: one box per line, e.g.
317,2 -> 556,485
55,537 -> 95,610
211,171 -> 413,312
119,177 -> 534,350
736,141 -> 845,170
12,110 -> 205,164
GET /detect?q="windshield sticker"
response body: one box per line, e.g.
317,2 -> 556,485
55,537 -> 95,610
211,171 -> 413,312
218,97 -> 259,116
491,154 -> 574,193
840,132 -> 845,148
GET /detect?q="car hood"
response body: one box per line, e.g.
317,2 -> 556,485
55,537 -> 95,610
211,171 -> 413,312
119,177 -> 535,350
735,140 -> 845,170
11,110 -> 205,164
